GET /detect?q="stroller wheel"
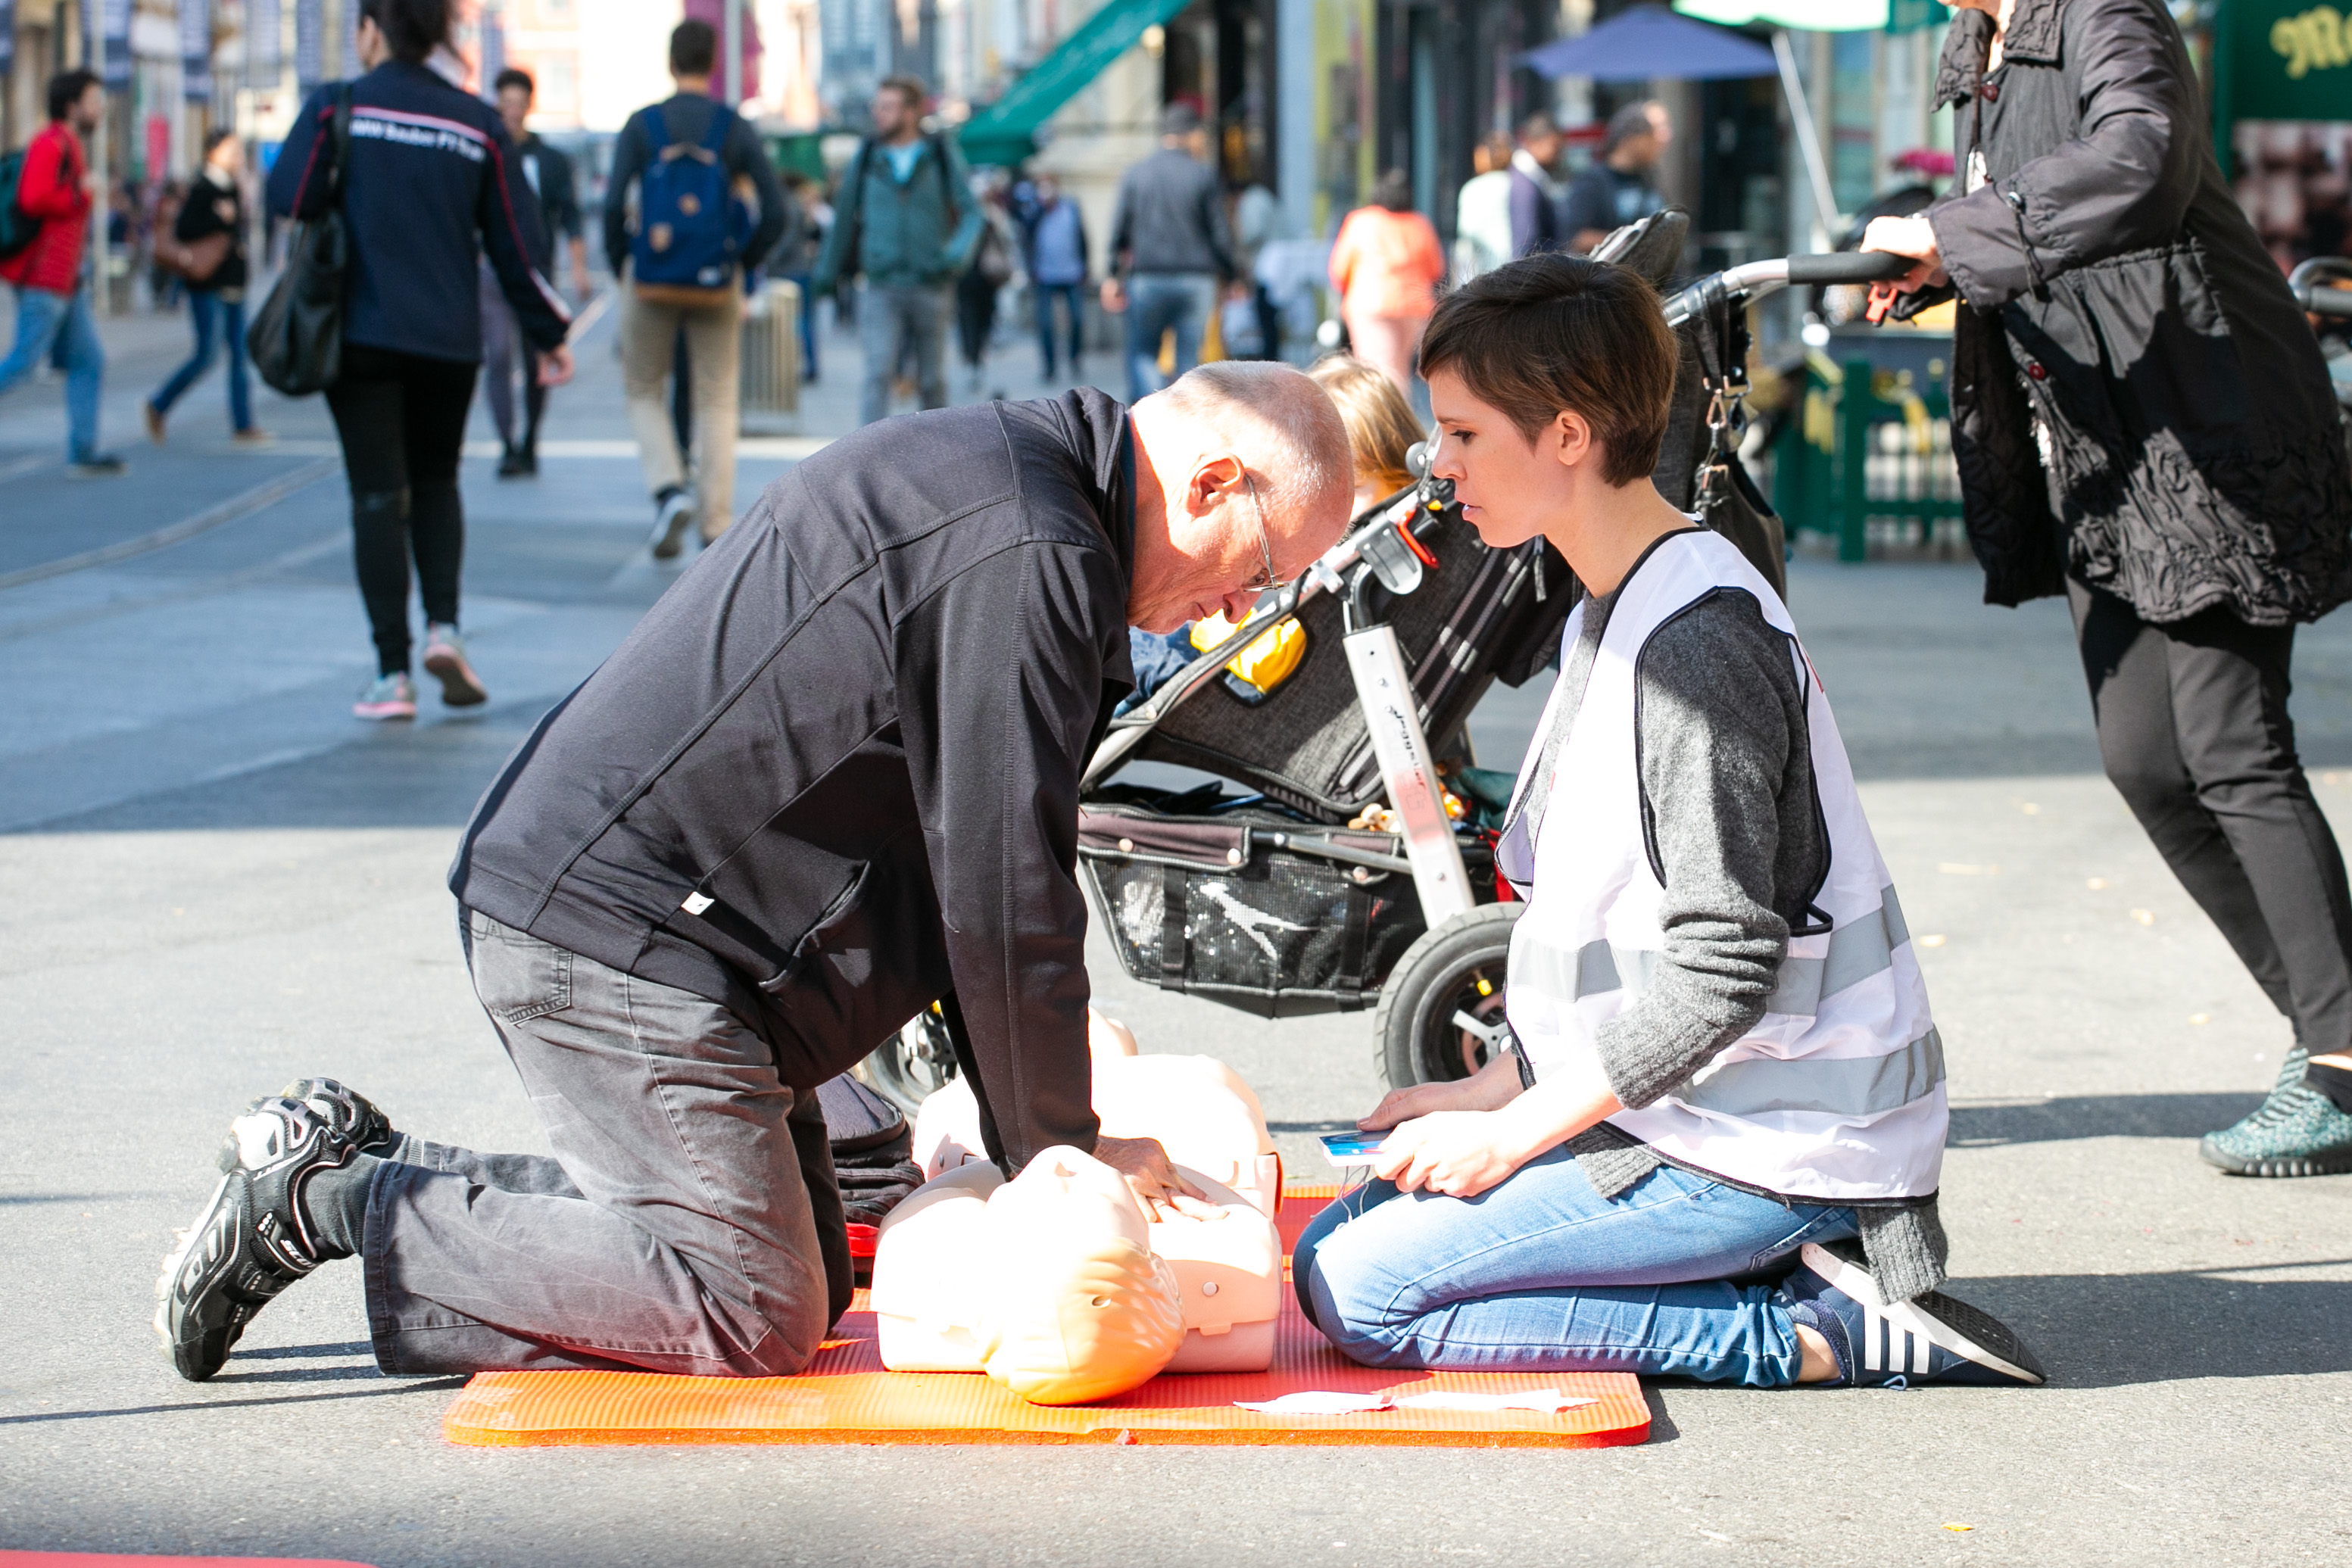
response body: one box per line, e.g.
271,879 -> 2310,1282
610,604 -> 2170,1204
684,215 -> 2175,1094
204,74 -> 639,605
1375,904 -> 1524,1089
856,1005 -> 960,1116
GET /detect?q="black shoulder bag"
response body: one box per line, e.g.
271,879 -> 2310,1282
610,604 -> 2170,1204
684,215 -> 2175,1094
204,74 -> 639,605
248,86 -> 353,396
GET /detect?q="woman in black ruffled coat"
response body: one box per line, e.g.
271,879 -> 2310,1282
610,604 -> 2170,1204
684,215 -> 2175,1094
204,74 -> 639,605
1865,0 -> 2352,1175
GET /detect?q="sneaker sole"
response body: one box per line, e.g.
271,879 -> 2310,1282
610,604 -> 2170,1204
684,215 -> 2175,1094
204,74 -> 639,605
651,504 -> 697,560
1798,1242 -> 2045,1386
2198,1133 -> 2352,1177
352,702 -> 416,722
422,648 -> 488,708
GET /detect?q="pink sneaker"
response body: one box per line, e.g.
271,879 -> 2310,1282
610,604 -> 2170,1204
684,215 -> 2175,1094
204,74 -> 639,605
354,673 -> 417,722
421,622 -> 488,707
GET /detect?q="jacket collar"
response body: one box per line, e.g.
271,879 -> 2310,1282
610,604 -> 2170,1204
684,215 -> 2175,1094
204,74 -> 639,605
1933,0 -> 2063,108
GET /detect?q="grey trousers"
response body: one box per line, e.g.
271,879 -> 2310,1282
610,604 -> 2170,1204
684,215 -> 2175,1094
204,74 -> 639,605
858,281 -> 950,426
362,911 -> 847,1376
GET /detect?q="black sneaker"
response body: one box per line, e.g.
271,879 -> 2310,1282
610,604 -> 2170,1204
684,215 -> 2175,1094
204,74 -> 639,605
650,487 -> 696,560
1780,1242 -> 2045,1389
497,444 -> 531,478
67,451 -> 126,477
275,1077 -> 398,1155
154,1097 -> 358,1381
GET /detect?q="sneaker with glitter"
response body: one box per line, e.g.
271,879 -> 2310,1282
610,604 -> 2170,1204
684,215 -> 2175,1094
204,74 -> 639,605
420,622 -> 488,707
353,672 -> 417,721
2200,1046 -> 2352,1177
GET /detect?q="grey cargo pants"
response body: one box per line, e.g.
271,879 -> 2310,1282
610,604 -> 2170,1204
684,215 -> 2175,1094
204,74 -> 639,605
361,911 -> 848,1376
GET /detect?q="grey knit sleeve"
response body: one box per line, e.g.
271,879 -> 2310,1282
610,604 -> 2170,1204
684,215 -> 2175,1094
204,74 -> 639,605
1592,589 -> 1820,1109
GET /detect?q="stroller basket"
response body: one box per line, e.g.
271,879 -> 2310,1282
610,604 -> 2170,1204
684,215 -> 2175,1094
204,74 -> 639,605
1079,791 -> 1496,1017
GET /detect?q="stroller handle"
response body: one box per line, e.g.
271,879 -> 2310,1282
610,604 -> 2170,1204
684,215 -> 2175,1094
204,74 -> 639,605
1664,251 -> 1915,330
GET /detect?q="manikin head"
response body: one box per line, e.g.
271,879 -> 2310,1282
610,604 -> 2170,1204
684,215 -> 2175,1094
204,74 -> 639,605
1125,363 -> 1354,633
1420,254 -> 1677,553
48,70 -> 103,133
494,67 -> 534,142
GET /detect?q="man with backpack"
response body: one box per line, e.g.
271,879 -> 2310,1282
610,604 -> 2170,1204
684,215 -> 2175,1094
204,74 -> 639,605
0,69 -> 124,475
811,75 -> 983,427
606,18 -> 789,559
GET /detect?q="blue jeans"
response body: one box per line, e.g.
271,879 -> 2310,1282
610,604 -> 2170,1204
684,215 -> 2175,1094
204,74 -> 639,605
0,285 -> 105,458
1293,1149 -> 1858,1388
1123,272 -> 1216,401
150,288 -> 254,432
1034,280 -> 1083,376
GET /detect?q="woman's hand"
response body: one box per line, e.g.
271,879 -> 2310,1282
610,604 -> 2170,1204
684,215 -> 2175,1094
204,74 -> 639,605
1357,1051 -> 1523,1131
1860,214 -> 1949,294
537,343 -> 576,387
1371,1111 -> 1532,1199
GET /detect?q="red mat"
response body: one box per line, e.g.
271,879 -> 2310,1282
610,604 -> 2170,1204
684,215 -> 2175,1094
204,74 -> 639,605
441,1189 -> 1649,1449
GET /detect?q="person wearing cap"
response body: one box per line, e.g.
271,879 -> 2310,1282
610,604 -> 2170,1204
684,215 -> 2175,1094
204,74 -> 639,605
1103,104 -> 1240,403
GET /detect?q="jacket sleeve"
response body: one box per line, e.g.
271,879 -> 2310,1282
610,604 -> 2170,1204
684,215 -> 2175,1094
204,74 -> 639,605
810,143 -> 863,295
541,145 -> 583,238
940,138 -> 985,274
895,540 -> 1123,1169
267,90 -> 335,220
602,111 -> 647,278
732,117 -> 791,273
1508,172 -> 1549,257
20,132 -> 87,221
479,120 -> 572,352
1929,0 -> 2200,308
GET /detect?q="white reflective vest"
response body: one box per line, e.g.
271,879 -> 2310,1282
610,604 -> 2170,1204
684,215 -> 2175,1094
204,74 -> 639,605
1499,529 -> 1946,1201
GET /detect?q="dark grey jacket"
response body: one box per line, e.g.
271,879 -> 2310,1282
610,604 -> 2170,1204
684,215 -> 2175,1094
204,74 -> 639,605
1110,147 -> 1237,280
1919,0 -> 2350,625
451,392 -> 1138,1169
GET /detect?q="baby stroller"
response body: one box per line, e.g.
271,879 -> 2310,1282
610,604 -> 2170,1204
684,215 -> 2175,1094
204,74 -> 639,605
859,220 -> 1914,1108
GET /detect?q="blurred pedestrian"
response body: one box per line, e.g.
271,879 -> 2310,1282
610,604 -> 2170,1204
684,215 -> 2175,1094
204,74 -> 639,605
1103,104 -> 1238,401
1564,101 -> 1670,254
1231,175 -> 1287,359
813,73 -> 981,426
953,173 -> 1015,394
608,18 -> 789,556
1018,175 -> 1088,382
1453,132 -> 1518,283
1327,170 -> 1445,397
269,0 -> 574,722
482,66 -> 586,478
1866,0 -> 2352,1174
1508,114 -> 1563,260
771,170 -> 827,382
0,69 -> 123,475
145,129 -> 266,447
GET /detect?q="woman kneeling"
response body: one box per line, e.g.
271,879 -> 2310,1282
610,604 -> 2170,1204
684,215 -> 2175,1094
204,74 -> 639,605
1293,256 -> 2042,1391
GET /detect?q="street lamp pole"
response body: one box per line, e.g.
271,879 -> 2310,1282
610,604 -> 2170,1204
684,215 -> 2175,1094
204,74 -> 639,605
724,0 -> 742,106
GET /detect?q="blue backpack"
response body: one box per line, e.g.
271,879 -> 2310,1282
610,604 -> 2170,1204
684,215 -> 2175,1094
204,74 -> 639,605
630,103 -> 748,300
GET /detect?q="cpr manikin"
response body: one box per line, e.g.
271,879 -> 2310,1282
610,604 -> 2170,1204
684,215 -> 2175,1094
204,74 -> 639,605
872,1015 -> 1285,1399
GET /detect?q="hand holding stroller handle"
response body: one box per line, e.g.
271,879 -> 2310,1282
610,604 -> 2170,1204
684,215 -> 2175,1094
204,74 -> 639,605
1785,251 -> 1917,285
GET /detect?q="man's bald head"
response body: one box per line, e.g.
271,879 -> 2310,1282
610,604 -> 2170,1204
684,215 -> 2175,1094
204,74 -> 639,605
1126,363 -> 1354,632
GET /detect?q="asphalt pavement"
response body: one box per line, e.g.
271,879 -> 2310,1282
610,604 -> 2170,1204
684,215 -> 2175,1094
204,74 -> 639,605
1,288 -> 2347,1566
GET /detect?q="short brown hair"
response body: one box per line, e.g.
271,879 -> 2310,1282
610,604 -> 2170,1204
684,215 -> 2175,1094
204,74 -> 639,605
670,18 -> 716,76
1308,354 -> 1423,496
1417,254 -> 1677,488
878,74 -> 929,111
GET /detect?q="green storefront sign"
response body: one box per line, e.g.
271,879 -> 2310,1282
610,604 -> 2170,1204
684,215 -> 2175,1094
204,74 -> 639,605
2217,0 -> 2352,135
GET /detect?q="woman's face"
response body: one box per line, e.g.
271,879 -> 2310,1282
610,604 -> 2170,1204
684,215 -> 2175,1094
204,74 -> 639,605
1425,369 -> 1577,552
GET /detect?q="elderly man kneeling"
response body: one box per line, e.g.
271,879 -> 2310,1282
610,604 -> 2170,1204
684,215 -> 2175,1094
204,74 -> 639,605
158,366 -> 1352,1383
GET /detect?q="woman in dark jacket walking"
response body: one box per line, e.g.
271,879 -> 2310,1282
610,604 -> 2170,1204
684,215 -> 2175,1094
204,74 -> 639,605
1867,0 -> 2352,1176
145,129 -> 266,444
268,0 -> 572,722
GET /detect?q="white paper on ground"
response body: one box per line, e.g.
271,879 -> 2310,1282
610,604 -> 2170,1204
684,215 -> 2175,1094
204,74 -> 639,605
1232,1391 -> 1396,1415
1391,1388 -> 1599,1414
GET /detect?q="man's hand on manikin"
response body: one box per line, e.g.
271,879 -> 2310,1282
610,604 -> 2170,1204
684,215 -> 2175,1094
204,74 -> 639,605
1093,1133 -> 1224,1221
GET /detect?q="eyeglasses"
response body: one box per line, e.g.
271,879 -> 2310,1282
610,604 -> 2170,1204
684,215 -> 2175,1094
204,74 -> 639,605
1239,469 -> 1279,593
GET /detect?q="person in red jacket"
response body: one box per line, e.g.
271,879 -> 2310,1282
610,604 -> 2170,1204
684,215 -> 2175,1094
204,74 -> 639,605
0,70 -> 122,475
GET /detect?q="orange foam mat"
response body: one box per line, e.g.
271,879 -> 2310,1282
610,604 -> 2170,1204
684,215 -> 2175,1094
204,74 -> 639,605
441,1189 -> 1649,1450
